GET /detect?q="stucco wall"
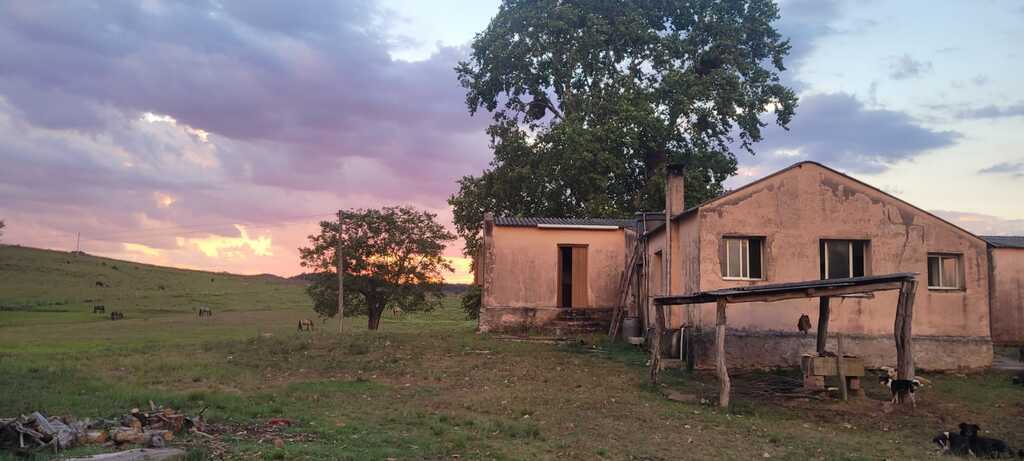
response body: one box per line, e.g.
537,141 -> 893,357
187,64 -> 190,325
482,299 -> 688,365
482,226 -> 626,310
990,247 -> 1024,345
690,163 -> 990,342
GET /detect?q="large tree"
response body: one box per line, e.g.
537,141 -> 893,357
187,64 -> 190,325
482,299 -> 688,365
299,206 -> 455,330
450,0 -> 797,257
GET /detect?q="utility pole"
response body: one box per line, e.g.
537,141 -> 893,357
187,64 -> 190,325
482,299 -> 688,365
76,232 -> 81,253
337,211 -> 345,334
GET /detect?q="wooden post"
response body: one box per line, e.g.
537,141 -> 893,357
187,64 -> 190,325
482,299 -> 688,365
337,212 -> 345,334
649,304 -> 666,383
816,296 -> 830,355
836,335 -> 848,401
715,298 -> 730,408
894,280 -> 917,386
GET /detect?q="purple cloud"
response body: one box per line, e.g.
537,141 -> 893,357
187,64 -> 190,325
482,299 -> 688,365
747,93 -> 960,174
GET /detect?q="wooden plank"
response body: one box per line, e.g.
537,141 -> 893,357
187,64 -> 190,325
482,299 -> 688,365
652,277 -> 911,306
65,448 -> 187,461
837,335 -> 848,401
716,298 -> 730,408
572,246 -> 588,308
816,297 -> 830,355
722,282 -> 904,304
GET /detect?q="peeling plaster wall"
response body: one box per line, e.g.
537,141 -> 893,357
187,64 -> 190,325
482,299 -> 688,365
643,163 -> 993,369
478,226 -> 626,332
990,247 -> 1024,345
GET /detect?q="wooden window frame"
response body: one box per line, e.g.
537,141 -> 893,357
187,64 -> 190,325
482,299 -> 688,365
927,253 -> 964,291
721,237 -> 765,281
820,239 -> 870,280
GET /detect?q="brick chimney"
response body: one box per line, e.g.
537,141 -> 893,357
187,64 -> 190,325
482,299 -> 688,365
666,163 -> 685,216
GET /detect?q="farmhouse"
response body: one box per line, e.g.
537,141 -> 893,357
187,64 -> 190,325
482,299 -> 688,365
477,161 -> 1024,371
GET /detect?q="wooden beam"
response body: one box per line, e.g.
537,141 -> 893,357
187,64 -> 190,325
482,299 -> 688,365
716,298 -> 730,408
837,335 -> 848,401
654,280 -> 907,306
816,297 -> 830,355
649,304 -> 667,383
895,280 -> 918,385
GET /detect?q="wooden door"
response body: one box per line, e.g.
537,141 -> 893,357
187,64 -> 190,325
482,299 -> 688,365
571,246 -> 588,308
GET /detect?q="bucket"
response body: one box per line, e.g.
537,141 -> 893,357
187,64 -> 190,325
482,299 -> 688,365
622,316 -> 641,338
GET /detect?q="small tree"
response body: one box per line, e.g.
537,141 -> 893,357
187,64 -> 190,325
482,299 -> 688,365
0,219 -> 4,239
299,206 -> 455,330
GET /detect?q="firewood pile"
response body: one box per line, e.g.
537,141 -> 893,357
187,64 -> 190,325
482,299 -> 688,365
0,402 -> 204,456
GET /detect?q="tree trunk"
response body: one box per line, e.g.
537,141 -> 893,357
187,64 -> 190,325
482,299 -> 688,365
368,306 -> 384,330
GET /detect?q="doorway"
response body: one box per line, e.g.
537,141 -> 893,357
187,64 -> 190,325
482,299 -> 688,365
557,245 -> 588,308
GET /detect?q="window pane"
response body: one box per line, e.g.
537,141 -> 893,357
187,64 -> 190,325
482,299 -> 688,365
740,240 -> 749,277
826,241 -> 851,279
726,239 -> 742,277
749,239 -> 762,279
941,257 -> 959,288
927,256 -> 941,287
852,241 -> 865,277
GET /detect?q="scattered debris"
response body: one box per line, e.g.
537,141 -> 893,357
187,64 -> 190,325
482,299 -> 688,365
0,404 -> 203,457
64,448 -> 187,461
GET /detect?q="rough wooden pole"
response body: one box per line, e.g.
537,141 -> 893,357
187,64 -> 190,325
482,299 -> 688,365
649,303 -> 666,383
837,335 -> 848,401
716,298 -> 730,408
337,212 -> 345,334
816,296 -> 830,355
894,280 -> 917,384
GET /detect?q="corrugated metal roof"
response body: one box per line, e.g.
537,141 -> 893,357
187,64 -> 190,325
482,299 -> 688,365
493,217 -> 634,228
982,236 -> 1024,249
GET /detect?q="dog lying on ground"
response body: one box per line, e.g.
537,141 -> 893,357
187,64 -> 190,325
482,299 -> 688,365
957,423 -> 1022,458
878,375 -> 923,407
933,430 -> 972,456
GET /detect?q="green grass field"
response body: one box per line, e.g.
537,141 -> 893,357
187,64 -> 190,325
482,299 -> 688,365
2,244 -> 1022,460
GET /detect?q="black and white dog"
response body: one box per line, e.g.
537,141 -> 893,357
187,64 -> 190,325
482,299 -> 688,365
878,375 -> 923,407
956,423 -> 1022,458
933,430 -> 972,456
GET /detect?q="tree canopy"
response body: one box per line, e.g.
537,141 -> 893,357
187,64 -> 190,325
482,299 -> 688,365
299,206 -> 455,330
449,0 -> 797,257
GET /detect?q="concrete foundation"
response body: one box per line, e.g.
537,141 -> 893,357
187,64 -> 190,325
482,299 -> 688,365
683,328 -> 992,371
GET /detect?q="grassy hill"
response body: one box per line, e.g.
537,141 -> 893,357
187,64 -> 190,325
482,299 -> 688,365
0,244 -> 310,323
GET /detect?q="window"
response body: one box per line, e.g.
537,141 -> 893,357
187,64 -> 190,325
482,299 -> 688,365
722,237 -> 763,280
927,254 -> 962,290
819,240 -> 868,279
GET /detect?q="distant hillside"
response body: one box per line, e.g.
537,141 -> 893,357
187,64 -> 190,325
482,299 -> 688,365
291,272 -> 471,294
0,245 -> 311,319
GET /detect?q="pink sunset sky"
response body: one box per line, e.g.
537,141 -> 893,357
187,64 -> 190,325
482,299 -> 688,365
0,1 -> 1022,283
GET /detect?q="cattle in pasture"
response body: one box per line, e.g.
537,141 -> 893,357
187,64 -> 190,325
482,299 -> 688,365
109,311 -> 124,320
197,307 -> 213,317
93,305 -> 106,314
297,319 -> 315,331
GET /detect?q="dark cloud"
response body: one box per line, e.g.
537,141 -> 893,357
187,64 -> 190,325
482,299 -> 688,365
957,102 -> 1024,119
775,0 -> 842,89
888,54 -> 933,80
978,161 -> 1024,177
750,93 -> 960,173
